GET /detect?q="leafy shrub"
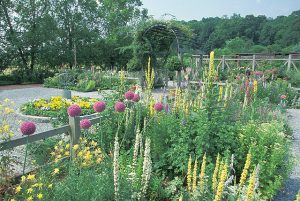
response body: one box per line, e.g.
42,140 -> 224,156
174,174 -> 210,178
236,121 -> 292,199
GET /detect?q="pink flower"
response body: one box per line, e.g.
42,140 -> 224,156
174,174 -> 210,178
115,102 -> 126,112
280,95 -> 287,100
80,119 -> 92,129
20,121 -> 36,135
93,101 -> 106,113
254,71 -> 263,75
154,102 -> 164,112
67,104 -> 82,117
124,91 -> 135,100
132,94 -> 140,102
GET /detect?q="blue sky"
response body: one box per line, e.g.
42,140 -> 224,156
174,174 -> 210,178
141,0 -> 300,21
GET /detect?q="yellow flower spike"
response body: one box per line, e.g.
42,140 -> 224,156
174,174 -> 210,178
245,169 -> 256,201
179,193 -> 183,201
218,85 -> 223,102
187,155 -> 192,193
212,154 -> 220,192
199,153 -> 206,194
213,163 -> 228,201
192,158 -> 198,192
27,174 -> 35,181
15,185 -> 22,193
238,151 -> 251,192
37,193 -> 43,200
229,84 -> 233,98
253,79 -> 258,94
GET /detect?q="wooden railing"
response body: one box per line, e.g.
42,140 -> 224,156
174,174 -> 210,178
0,115 -> 102,151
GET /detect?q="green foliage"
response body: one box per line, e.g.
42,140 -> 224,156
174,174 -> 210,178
236,121 -> 292,199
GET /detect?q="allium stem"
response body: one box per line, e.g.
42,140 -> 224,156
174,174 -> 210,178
22,136 -> 29,174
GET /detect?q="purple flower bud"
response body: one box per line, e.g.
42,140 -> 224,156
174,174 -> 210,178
67,104 -> 82,117
93,101 -> 106,113
20,121 -> 36,135
115,102 -> 126,112
80,119 -> 92,129
154,102 -> 164,112
132,93 -> 140,102
124,91 -> 135,100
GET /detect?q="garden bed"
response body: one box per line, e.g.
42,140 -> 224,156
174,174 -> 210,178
20,96 -> 99,120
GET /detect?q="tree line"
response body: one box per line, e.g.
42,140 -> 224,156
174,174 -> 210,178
1,0 -> 299,78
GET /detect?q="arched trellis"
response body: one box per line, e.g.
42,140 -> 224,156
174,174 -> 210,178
132,21 -> 201,86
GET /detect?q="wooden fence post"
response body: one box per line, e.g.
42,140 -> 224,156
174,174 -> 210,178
69,116 -> 81,144
252,55 -> 256,71
287,54 -> 292,71
222,55 -> 225,71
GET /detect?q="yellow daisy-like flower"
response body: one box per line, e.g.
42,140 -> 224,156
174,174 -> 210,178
37,193 -> 43,199
65,143 -> 70,149
27,188 -> 33,194
48,183 -> 53,189
10,198 -> 16,201
15,185 -> 22,193
21,176 -> 26,183
27,196 -> 33,201
73,144 -> 79,150
52,168 -> 59,175
27,174 -> 35,181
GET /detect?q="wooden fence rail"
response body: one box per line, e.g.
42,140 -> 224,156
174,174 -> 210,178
0,115 -> 102,151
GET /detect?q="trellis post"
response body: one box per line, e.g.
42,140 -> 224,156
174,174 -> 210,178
69,116 -> 81,145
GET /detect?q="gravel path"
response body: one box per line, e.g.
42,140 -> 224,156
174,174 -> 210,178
0,86 -> 105,175
273,109 -> 300,201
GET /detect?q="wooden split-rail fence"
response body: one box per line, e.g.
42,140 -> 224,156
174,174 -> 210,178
0,114 -> 102,151
191,53 -> 300,72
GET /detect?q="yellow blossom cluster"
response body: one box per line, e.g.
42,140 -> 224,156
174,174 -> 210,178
11,173 -> 54,201
0,98 -> 15,140
50,138 -> 103,168
31,96 -> 98,111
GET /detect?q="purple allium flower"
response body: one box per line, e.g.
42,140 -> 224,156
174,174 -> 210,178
115,101 -> 126,112
80,119 -> 92,129
154,102 -> 164,112
20,121 -> 36,135
67,104 -> 82,117
124,91 -> 135,100
132,93 -> 140,102
93,101 -> 106,113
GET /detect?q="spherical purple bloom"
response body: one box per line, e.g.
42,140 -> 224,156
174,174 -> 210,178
154,102 -> 164,112
124,91 -> 135,100
67,104 -> 82,117
115,102 -> 126,112
93,101 -> 106,113
80,119 -> 92,129
132,93 -> 140,102
20,121 -> 36,136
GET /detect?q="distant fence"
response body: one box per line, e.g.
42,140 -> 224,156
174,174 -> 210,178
0,114 -> 102,151
191,53 -> 300,72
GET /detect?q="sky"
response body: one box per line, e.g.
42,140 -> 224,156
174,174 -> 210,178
141,0 -> 300,21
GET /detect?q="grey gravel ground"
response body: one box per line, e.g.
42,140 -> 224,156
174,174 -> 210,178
0,86 -> 104,175
273,109 -> 300,201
